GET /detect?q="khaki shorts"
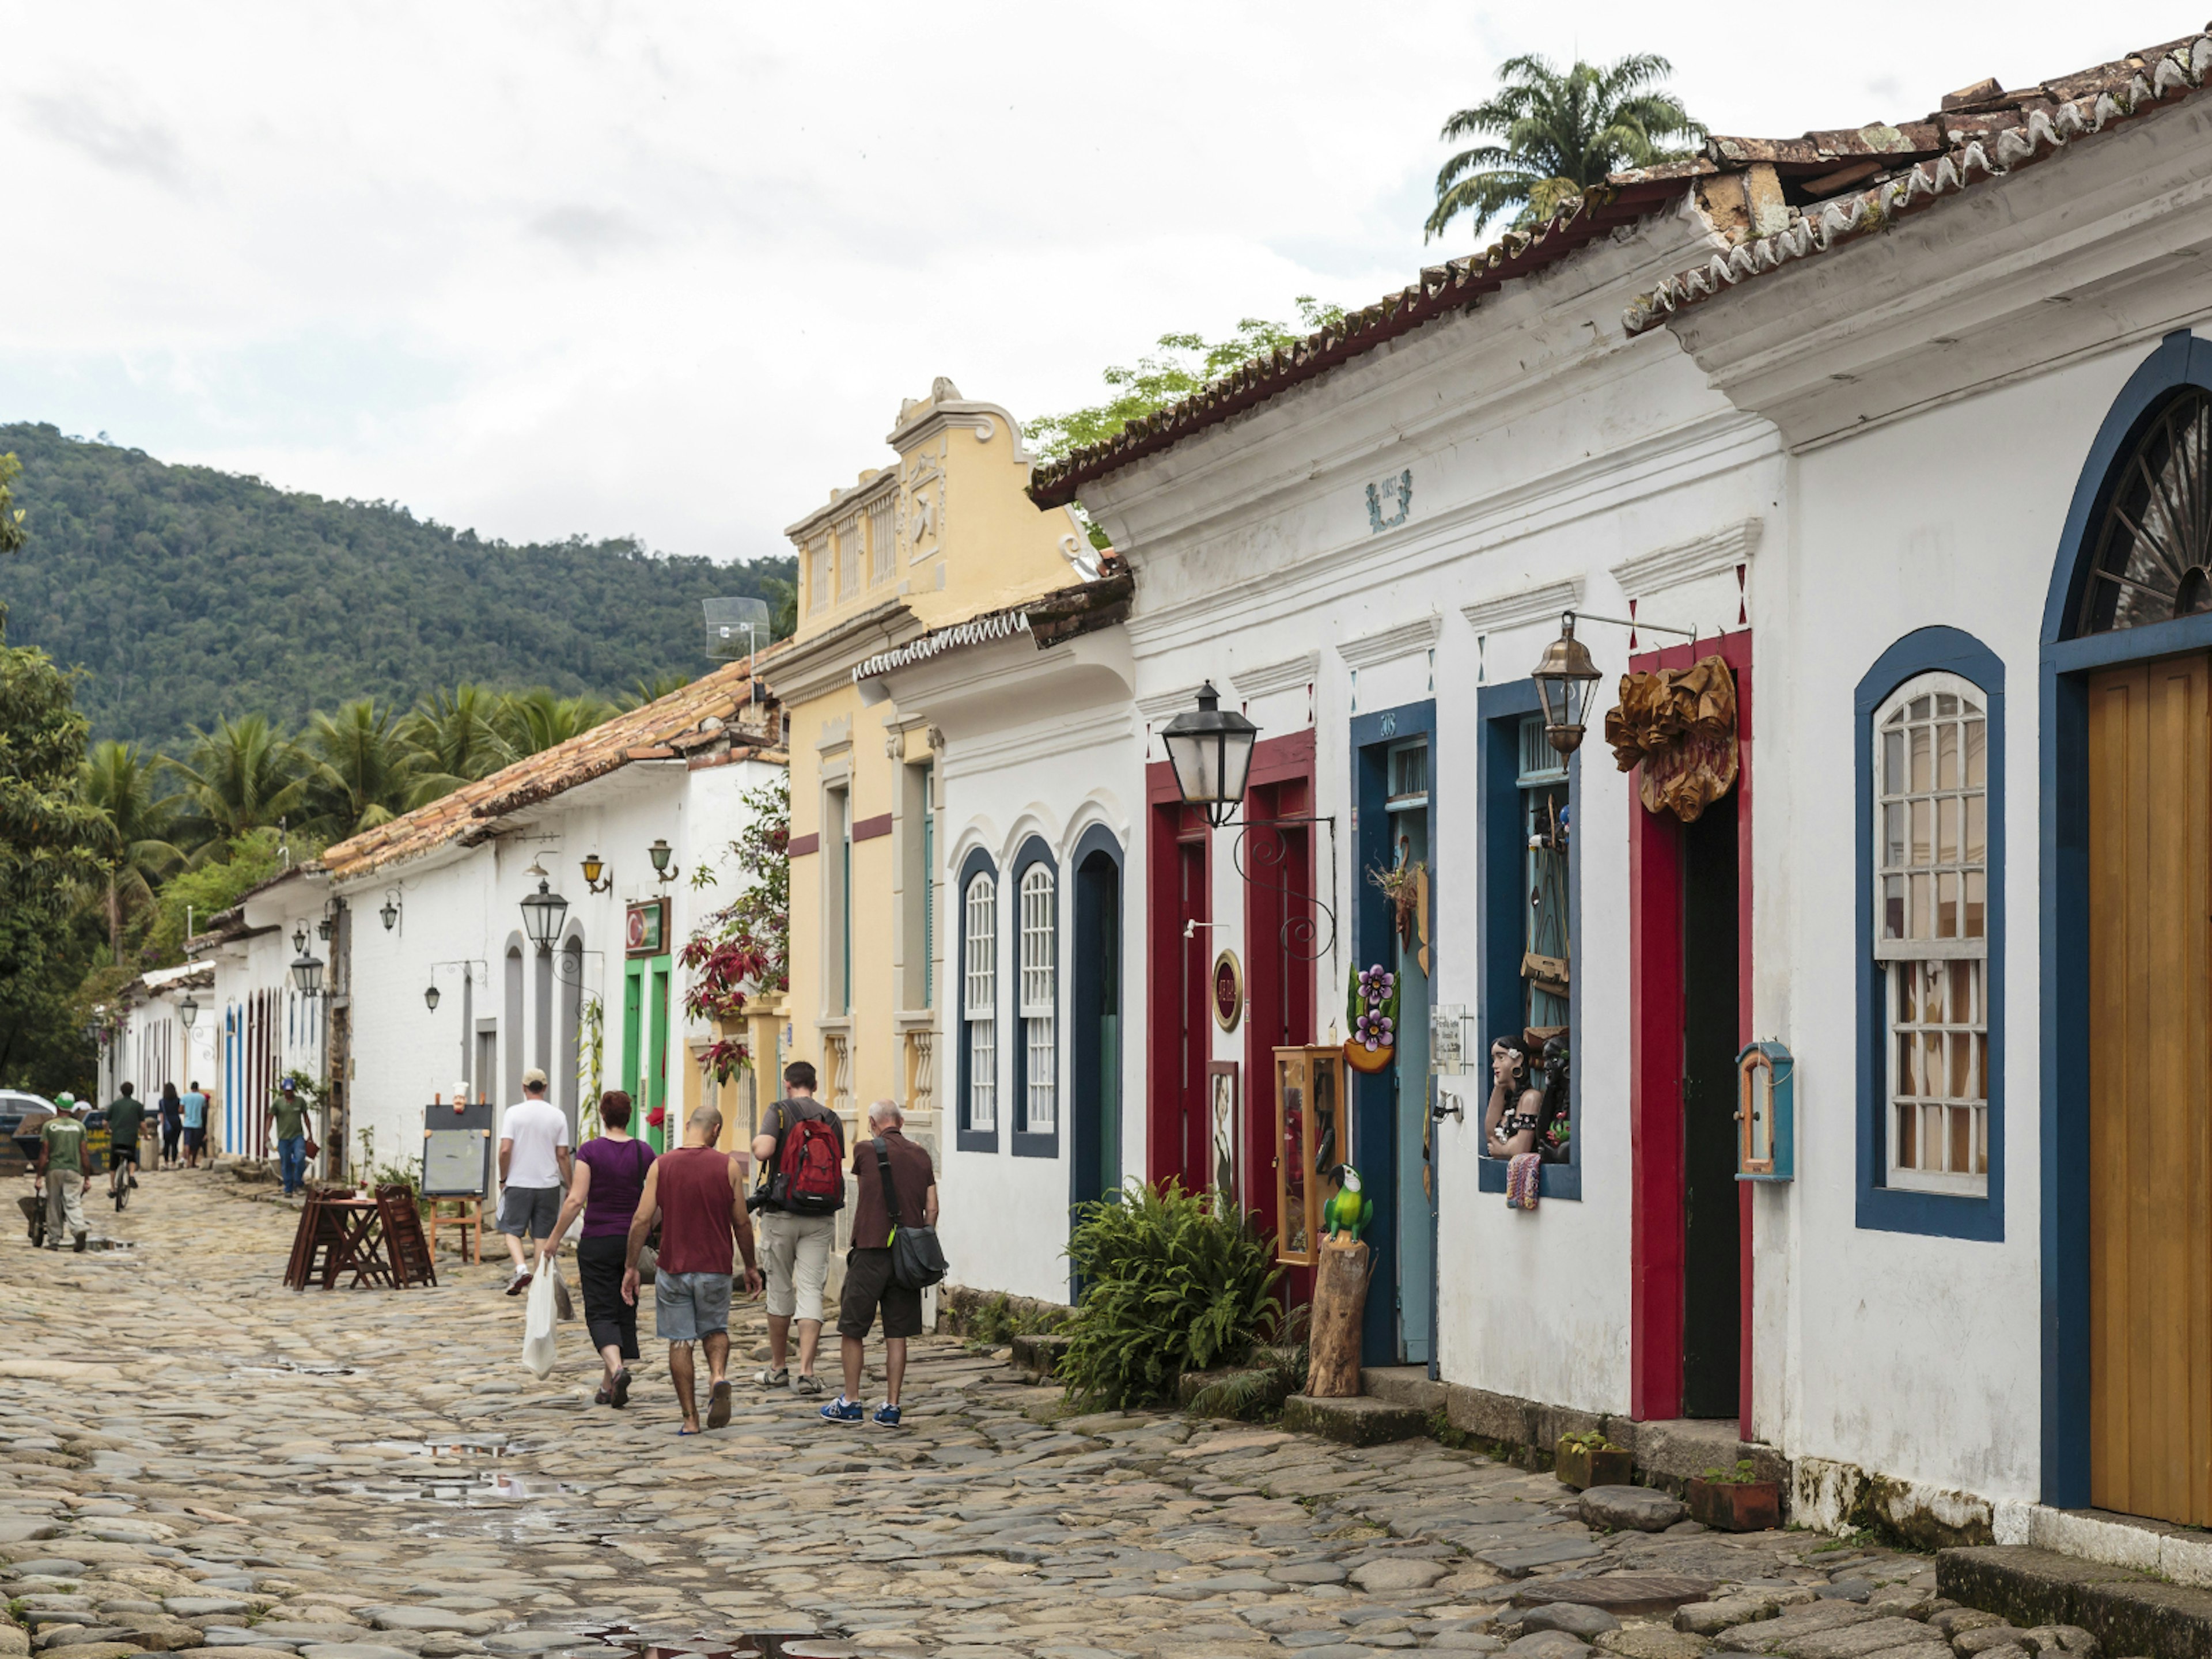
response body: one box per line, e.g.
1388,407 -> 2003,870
758,1209 -> 835,1323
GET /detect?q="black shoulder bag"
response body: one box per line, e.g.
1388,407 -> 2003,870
872,1135 -> 948,1290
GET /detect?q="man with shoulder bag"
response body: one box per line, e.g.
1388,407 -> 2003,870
821,1099 -> 942,1427
749,1060 -> 844,1395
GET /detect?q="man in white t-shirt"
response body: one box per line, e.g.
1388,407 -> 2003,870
498,1069 -> 573,1294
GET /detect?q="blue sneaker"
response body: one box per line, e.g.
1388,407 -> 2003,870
820,1396 -> 862,1422
873,1402 -> 902,1426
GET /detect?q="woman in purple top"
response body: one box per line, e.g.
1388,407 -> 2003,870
547,1092 -> 656,1406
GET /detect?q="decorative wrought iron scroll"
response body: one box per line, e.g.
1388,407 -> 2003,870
1231,814 -> 1339,964
2080,388 -> 2212,635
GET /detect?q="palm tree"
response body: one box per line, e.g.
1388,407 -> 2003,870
397,684 -> 516,805
1426,53 -> 1704,242
163,714 -> 309,857
301,699 -> 423,840
495,688 -> 617,759
618,671 -> 693,711
80,741 -> 184,956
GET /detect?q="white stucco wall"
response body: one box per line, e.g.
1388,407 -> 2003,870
338,755 -> 782,1192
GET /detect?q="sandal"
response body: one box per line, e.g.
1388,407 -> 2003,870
611,1367 -> 632,1408
794,1373 -> 825,1396
754,1366 -> 789,1389
707,1380 -> 733,1430
594,1383 -> 612,1406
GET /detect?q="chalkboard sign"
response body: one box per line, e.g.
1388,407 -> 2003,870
420,1097 -> 497,1197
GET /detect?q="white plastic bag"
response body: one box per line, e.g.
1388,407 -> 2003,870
521,1264 -> 559,1378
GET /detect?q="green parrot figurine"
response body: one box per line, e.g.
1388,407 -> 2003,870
1321,1164 -> 1373,1241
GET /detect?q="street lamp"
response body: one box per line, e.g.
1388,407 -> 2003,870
520,867 -> 570,951
381,892 -> 401,931
293,925 -> 308,956
291,944 -> 325,996
648,839 -> 679,884
1531,612 -> 1606,757
581,853 -> 613,895
424,983 -> 441,1012
1160,683 -> 1259,829
177,995 -> 198,1031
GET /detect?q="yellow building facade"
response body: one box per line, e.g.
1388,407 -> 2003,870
766,378 -> 1093,1168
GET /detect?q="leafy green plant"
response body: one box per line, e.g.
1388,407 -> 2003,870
1058,1180 -> 1283,1411
1186,1336 -> 1309,1422
1561,1429 -> 1624,1452
1700,1459 -> 1764,1485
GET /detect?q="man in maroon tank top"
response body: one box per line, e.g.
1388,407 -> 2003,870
623,1104 -> 762,1433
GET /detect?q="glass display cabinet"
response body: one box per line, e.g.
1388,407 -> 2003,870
1274,1045 -> 1350,1264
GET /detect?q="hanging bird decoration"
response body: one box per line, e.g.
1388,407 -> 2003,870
1322,1164 -> 1373,1241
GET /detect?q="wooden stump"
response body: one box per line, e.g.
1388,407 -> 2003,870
1306,1236 -> 1370,1397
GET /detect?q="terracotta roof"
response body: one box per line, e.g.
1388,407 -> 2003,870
1626,31 -> 2212,332
1027,29 -> 2212,504
853,567 -> 1135,680
322,654 -> 786,882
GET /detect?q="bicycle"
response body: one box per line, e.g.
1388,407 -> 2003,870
109,1146 -> 138,1212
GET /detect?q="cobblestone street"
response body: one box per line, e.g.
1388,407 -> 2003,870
3,1169 -> 2028,1659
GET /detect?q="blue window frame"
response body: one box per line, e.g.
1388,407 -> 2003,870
1854,628 -> 2005,1240
1475,679 -> 1581,1200
1011,836 -> 1060,1160
955,844 -> 999,1154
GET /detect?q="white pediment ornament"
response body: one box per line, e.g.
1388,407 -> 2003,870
1338,613 -> 1442,670
1460,579 -> 1585,636
1610,518 -> 1763,601
1231,652 -> 1320,700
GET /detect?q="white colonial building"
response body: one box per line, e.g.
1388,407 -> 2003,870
911,29 -> 2212,1563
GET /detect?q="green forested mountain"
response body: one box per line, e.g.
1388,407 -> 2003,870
0,422 -> 794,750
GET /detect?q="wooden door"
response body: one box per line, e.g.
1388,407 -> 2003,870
2089,654 -> 2212,1524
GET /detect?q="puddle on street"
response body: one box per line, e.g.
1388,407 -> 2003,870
315,1471 -> 565,1505
370,1437 -> 510,1457
575,1622 -> 832,1659
236,1360 -> 356,1377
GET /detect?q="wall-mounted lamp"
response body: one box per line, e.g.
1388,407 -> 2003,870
381,891 -> 402,931
520,859 -> 570,951
178,995 -> 199,1031
1528,609 -> 1698,757
425,983 -> 441,1012
581,853 -> 613,895
648,839 -> 679,884
1160,683 -> 1258,829
291,943 -> 325,997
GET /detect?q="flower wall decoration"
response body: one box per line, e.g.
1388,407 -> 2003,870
1344,963 -> 1399,1074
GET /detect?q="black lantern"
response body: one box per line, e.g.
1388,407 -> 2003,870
582,853 -> 612,894
292,925 -> 308,956
1160,682 -> 1259,829
381,893 -> 400,931
316,915 -> 333,942
1532,612 -> 1605,757
177,995 -> 198,1031
649,838 -> 678,883
425,982 -> 441,1012
520,876 -> 569,950
291,945 -> 325,996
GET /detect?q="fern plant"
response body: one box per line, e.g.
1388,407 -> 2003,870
1058,1181 -> 1284,1410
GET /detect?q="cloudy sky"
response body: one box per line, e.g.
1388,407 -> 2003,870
2,3 -> 2196,566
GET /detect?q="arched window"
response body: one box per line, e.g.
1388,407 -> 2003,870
1020,863 -> 1057,1137
1874,671 -> 1989,1194
962,869 -> 998,1137
2076,388 -> 2212,634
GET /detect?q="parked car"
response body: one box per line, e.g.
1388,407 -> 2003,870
0,1091 -> 56,1176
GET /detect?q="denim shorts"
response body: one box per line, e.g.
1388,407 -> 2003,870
656,1270 -> 733,1343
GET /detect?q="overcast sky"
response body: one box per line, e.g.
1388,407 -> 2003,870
2,3 -> 2197,566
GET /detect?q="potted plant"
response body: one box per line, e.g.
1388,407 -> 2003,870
1555,1429 -> 1631,1491
1685,1459 -> 1782,1531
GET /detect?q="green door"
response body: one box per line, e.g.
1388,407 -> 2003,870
623,956 -> 672,1150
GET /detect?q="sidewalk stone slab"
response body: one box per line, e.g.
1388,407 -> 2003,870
1577,1489 -> 1687,1534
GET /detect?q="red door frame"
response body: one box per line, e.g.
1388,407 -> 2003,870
1628,629 -> 1755,1438
1244,732 -> 1317,1297
1147,762 -> 1213,1190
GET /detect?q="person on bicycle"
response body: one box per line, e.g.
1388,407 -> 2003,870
103,1083 -> 145,1205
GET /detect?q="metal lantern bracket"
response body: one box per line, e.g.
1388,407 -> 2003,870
553,946 -> 608,987
1228,813 -> 1340,964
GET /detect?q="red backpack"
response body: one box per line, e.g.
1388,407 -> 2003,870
777,1108 -> 845,1214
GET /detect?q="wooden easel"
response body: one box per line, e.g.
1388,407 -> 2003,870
426,1195 -> 482,1264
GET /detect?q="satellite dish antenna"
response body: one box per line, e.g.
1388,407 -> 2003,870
703,597 -> 771,703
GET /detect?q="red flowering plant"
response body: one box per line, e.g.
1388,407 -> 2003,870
679,775 -> 789,1084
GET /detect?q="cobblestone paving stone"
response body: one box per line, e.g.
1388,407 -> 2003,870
0,1168 -> 2045,1659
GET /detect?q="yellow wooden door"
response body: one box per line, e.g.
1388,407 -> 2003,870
2089,654 -> 2212,1523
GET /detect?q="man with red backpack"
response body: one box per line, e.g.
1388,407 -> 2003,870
749,1060 -> 845,1396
